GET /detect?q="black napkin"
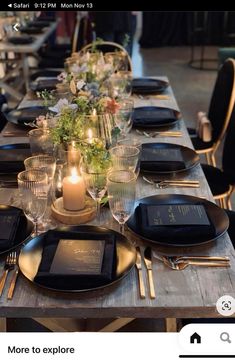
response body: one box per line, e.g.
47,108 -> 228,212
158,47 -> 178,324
8,107 -> 47,124
34,229 -> 117,290
31,78 -> 59,91
136,203 -> 216,245
0,148 -> 30,173
133,107 -> 177,127
141,146 -> 185,172
0,208 -> 21,251
8,36 -> 34,44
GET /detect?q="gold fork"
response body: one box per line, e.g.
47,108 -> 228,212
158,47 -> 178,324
0,252 -> 16,297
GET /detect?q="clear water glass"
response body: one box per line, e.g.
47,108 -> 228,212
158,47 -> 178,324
107,170 -> 136,234
110,145 -> 140,175
17,169 -> 48,236
115,98 -> 134,136
81,162 -> 110,223
28,128 -> 55,156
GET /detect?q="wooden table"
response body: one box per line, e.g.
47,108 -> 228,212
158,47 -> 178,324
0,78 -> 235,332
0,21 -> 58,100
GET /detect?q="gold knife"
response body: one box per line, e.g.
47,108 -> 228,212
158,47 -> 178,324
143,247 -> 156,299
135,247 -> 146,299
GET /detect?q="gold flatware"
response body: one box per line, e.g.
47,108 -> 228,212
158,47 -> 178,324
161,256 -> 230,271
0,252 -> 16,297
143,247 -> 156,299
153,253 -> 230,264
166,255 -> 230,263
135,95 -> 170,100
136,129 -> 182,138
135,247 -> 146,299
143,176 -> 200,188
7,256 -> 19,300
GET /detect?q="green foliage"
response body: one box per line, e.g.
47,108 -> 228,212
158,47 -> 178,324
80,140 -> 111,173
50,108 -> 85,145
36,90 -> 55,107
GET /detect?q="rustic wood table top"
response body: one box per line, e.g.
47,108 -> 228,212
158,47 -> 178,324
0,77 -> 234,319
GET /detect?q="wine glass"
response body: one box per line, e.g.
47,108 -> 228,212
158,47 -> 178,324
24,155 -> 56,230
17,169 -> 48,236
114,98 -> 134,137
107,169 -> 136,234
81,161 -> 110,223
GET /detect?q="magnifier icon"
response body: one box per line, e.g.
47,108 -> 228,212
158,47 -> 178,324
220,332 -> 232,343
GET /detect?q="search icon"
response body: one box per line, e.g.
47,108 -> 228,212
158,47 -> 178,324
220,332 -> 232,343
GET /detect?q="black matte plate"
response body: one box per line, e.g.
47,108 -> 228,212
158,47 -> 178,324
30,78 -> 59,91
132,78 -> 169,94
0,143 -> 31,176
20,26 -> 43,34
127,194 -> 229,247
140,143 -> 200,174
6,107 -> 47,127
19,225 -> 136,293
0,205 -> 33,255
28,21 -> 51,28
133,106 -> 181,128
7,35 -> 34,44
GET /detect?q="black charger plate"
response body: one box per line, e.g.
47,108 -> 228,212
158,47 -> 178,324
19,226 -> 136,293
132,78 -> 169,94
0,205 -> 33,255
0,143 -> 31,177
127,194 -> 229,247
133,106 -> 181,128
6,107 -> 47,127
140,143 -> 200,174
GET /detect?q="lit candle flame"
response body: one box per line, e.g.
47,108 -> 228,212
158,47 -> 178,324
70,167 -> 79,183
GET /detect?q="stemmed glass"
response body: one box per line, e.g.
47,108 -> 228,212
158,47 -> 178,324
17,169 -> 48,236
80,161 -> 110,223
114,98 -> 134,137
107,169 -> 136,234
24,155 -> 56,230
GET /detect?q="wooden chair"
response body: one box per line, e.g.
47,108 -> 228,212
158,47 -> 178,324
201,104 -> 235,208
188,58 -> 235,167
78,41 -> 133,73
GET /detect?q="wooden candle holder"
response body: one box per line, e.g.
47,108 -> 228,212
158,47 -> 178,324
51,196 -> 96,225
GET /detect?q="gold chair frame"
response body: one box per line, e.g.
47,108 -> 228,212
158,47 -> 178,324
78,41 -> 133,74
196,58 -> 235,167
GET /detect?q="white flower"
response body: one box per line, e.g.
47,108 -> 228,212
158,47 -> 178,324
36,115 -> 47,128
57,72 -> 67,82
76,80 -> 86,90
49,99 -> 77,114
70,64 -> 80,74
80,52 -> 90,63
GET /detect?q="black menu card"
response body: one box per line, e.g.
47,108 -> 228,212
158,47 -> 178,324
50,239 -> 105,275
146,204 -> 210,226
141,148 -> 183,162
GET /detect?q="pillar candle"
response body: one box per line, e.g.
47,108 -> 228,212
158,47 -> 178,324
63,167 -> 85,211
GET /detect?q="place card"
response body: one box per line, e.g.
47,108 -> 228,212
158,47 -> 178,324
49,239 -> 105,275
141,148 -> 184,162
146,204 -> 210,226
135,108 -> 175,119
